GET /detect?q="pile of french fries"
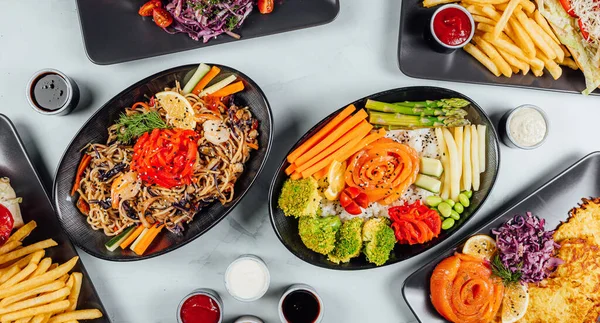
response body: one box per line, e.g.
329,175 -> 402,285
424,0 -> 580,79
0,221 -> 102,323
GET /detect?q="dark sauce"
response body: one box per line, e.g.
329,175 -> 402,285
31,73 -> 68,111
282,290 -> 320,323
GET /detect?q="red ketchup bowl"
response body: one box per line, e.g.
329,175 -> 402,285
177,289 -> 223,323
429,4 -> 475,52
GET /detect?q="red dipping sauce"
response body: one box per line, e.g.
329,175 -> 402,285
432,7 -> 473,46
180,294 -> 221,323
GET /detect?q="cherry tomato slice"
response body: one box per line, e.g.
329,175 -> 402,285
153,7 -> 173,28
258,0 -> 274,14
353,192 -> 369,209
139,0 -> 162,17
344,201 -> 362,215
0,204 -> 14,246
578,19 -> 590,41
339,190 -> 352,208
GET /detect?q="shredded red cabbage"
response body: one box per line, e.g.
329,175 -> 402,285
164,0 -> 253,42
491,212 -> 563,283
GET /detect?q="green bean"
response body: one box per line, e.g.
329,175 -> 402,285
437,202 -> 452,218
444,199 -> 456,207
426,196 -> 443,207
464,190 -> 473,198
442,218 -> 455,230
454,202 -> 464,214
450,210 -> 460,220
458,193 -> 470,207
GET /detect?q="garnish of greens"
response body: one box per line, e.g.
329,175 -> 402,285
115,112 -> 168,143
491,254 -> 522,286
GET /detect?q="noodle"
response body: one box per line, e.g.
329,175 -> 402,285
76,83 -> 259,236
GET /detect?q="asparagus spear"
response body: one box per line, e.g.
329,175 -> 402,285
369,111 -> 471,128
365,99 -> 468,117
391,98 -> 471,109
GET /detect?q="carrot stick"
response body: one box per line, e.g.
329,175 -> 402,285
247,142 -> 259,150
119,225 -> 144,249
294,110 -> 368,170
290,172 -> 301,180
133,224 -> 164,256
131,102 -> 150,110
210,81 -> 244,97
295,121 -> 372,174
192,66 -> 221,95
285,163 -> 297,175
287,105 -> 356,164
301,136 -> 363,178
336,128 -> 386,163
314,167 -> 328,180
70,155 -> 92,196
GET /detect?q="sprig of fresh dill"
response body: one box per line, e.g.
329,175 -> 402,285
115,111 -> 168,143
491,254 -> 522,285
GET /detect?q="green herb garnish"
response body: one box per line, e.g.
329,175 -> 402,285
226,16 -> 239,30
491,254 -> 522,285
115,111 -> 168,143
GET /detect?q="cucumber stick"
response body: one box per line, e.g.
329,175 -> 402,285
414,174 -> 442,193
130,228 -> 150,251
182,63 -> 211,94
105,226 -> 136,252
200,75 -> 236,96
420,157 -> 443,178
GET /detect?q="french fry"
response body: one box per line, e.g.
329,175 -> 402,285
15,317 -> 32,323
47,309 -> 103,323
560,57 -> 579,70
0,287 -> 70,315
466,4 -> 488,16
473,15 -> 498,25
29,250 -> 45,266
0,257 -> 78,299
423,0 -> 459,7
0,266 -> 20,284
31,314 -> 50,323
529,19 -> 564,62
473,35 -> 513,77
493,0 -> 520,40
514,9 -> 557,60
49,264 -> 58,271
0,241 -> 22,256
464,43 -> 502,76
31,258 -> 52,278
498,48 -> 530,74
483,32 -> 528,62
561,45 -> 572,58
508,18 -> 536,58
495,0 -> 534,13
462,126 -> 472,191
510,64 -> 520,73
532,67 -> 544,76
7,221 -> 37,244
0,281 -> 66,308
470,125 -> 481,191
0,300 -> 70,322
481,5 -> 501,20
537,51 -> 563,80
67,273 -> 82,312
0,263 -> 37,289
435,128 -> 451,200
477,23 -> 495,34
464,0 -> 509,5
534,10 -> 560,44
0,240 -> 57,266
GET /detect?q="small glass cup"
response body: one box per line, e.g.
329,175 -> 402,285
500,104 -> 549,150
176,288 -> 223,323
234,315 -> 264,323
278,284 -> 324,323
225,254 -> 270,302
26,68 -> 79,116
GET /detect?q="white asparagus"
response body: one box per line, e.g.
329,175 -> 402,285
435,128 -> 451,200
471,125 -> 481,191
454,127 -> 464,191
477,125 -> 487,172
442,128 -> 461,201
462,126 -> 472,191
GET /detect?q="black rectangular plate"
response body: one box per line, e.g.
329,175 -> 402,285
398,0 -> 600,96
76,0 -> 339,65
0,114 -> 110,323
402,151 -> 600,322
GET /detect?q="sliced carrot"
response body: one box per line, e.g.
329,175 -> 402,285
313,167 -> 328,180
133,224 -> 164,256
290,172 -> 302,180
131,102 -> 150,110
294,109 -> 368,169
71,154 -> 92,196
247,142 -> 259,150
336,128 -> 386,163
210,81 -> 244,97
300,136 -> 363,178
295,120 -> 372,174
285,163 -> 297,176
119,225 -> 145,249
192,66 -> 221,95
287,105 -> 356,164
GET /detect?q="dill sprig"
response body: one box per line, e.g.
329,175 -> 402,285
491,254 -> 522,285
115,111 -> 168,143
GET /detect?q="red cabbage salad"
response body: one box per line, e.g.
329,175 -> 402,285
491,212 -> 563,283
164,0 -> 254,42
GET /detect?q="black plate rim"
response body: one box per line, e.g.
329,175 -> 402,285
75,1 -> 341,65
267,86 -> 501,271
0,113 -> 111,322
396,2 -> 599,96
52,64 -> 274,262
401,151 -> 600,322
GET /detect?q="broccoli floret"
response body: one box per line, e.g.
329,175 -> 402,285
328,217 -> 364,264
278,177 -> 321,218
362,217 -> 396,266
298,216 -> 341,255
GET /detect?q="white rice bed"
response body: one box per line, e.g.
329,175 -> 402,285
321,128 -> 440,222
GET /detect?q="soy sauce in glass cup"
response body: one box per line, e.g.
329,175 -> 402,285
279,284 -> 323,323
26,69 -> 79,116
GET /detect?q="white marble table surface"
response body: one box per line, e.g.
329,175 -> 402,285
1,0 -> 599,322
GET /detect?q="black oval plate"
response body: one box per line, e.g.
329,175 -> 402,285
268,87 -> 500,270
0,114 -> 110,322
53,64 -> 273,261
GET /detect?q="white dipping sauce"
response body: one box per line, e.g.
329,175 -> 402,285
225,257 -> 270,301
509,107 -> 546,147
